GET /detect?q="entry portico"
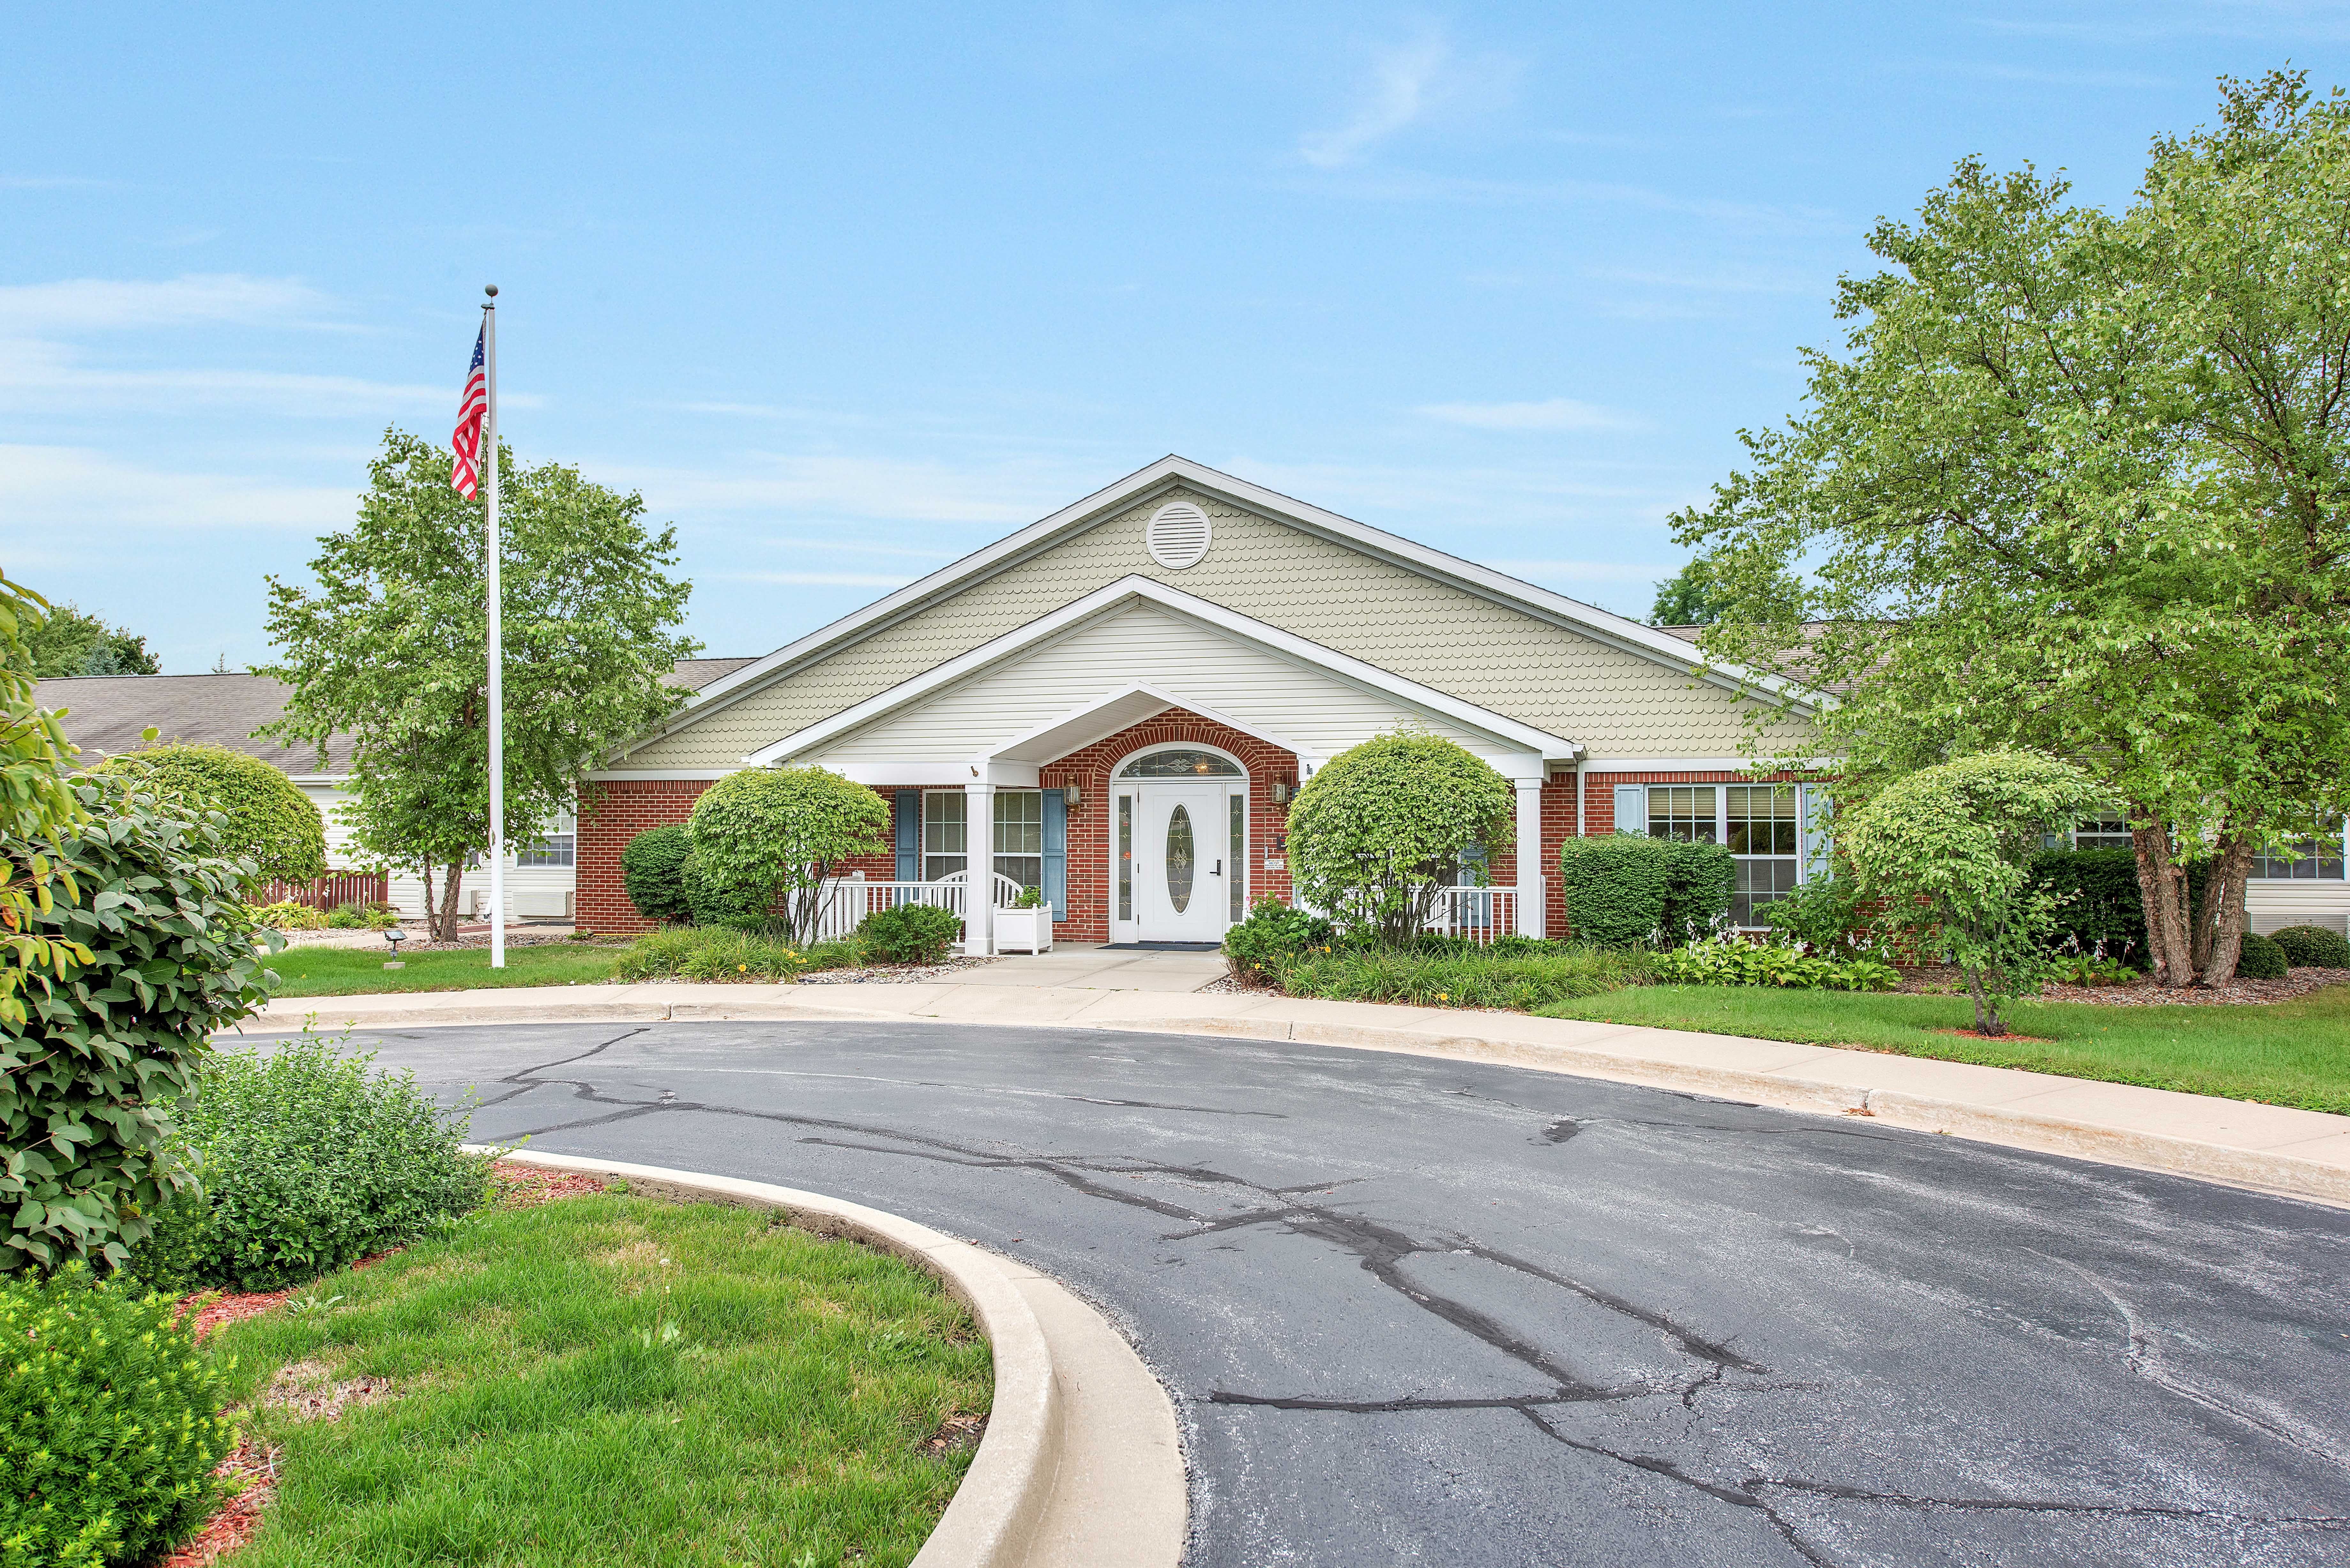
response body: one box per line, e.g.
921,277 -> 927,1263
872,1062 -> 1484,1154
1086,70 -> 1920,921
577,455 -> 1822,949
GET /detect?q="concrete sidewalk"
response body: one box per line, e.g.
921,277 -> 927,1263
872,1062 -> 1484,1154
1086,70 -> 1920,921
250,976 -> 2350,1207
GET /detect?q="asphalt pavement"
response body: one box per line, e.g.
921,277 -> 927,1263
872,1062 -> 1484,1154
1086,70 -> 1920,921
286,1017 -> 2350,1567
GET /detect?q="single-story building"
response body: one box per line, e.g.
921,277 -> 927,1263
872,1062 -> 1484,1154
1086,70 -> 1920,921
585,454 -> 2348,949
37,659 -> 753,922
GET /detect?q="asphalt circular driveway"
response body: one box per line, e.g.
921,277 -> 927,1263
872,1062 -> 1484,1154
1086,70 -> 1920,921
296,1018 -> 2350,1566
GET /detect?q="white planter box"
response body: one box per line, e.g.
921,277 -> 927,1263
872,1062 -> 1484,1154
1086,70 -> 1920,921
994,905 -> 1054,954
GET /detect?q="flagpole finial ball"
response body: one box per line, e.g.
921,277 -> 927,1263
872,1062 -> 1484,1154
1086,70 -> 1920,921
484,284 -> 498,298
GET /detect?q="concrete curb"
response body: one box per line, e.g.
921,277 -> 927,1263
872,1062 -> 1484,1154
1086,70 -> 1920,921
275,984 -> 2350,1209
482,1149 -> 1185,1568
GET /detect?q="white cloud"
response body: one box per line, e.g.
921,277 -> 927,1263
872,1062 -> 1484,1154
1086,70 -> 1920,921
0,443 -> 354,530
0,274 -> 331,332
598,451 -> 1091,526
1418,397 -> 1646,433
1301,32 -> 1455,168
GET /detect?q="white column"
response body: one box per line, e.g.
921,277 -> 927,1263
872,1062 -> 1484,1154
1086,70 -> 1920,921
963,781 -> 995,956
1515,779 -> 1546,939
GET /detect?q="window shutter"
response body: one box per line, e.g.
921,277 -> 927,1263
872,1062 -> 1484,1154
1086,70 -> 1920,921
1803,786 -> 1833,878
1042,788 -> 1068,921
1613,784 -> 1646,836
895,791 -> 920,882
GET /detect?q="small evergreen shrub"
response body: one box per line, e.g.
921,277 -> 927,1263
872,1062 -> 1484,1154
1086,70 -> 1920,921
620,823 -> 694,924
2028,848 -> 2149,968
0,1267 -> 236,1568
2235,931 -> 2288,980
611,924 -> 811,982
1556,836 -> 1669,947
2271,924 -> 2350,969
1222,897 -> 1338,983
857,902 -> 965,965
1657,840 -> 1735,947
247,898 -> 327,931
176,1032 -> 490,1290
1649,935 -> 1899,991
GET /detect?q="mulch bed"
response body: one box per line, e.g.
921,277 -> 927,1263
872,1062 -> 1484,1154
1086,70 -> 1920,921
161,1160 -> 611,1562
1897,961 -> 2348,1006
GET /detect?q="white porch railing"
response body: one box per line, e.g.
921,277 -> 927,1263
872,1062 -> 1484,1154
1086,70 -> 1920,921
1423,885 -> 1519,945
810,870 -> 1026,945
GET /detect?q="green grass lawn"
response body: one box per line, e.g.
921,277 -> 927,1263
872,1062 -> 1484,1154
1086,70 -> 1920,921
1537,981 -> 2350,1115
210,1191 -> 992,1568
266,941 -> 625,996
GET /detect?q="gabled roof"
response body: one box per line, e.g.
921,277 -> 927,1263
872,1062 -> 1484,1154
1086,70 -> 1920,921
656,455 -> 1808,748
743,575 -> 1579,773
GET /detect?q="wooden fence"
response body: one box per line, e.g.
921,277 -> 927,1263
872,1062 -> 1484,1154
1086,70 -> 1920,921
260,869 -> 390,911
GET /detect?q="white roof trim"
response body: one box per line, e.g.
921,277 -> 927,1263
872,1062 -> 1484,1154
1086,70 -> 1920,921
627,454 -> 1805,757
742,576 -> 1581,768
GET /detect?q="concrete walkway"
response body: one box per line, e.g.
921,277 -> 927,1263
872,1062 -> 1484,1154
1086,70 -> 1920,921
254,962 -> 2350,1206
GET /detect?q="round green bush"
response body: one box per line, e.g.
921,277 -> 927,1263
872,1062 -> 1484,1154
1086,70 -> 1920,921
2234,930 -> 2288,981
857,901 -> 965,964
2270,924 -> 2350,969
172,1031 -> 490,1290
1286,733 -> 1516,942
0,1267 -> 236,1568
91,741 -> 326,890
621,822 -> 694,923
688,766 -> 890,942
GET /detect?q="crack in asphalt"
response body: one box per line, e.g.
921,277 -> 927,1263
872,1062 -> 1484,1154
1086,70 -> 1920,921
475,1035 -> 2345,1566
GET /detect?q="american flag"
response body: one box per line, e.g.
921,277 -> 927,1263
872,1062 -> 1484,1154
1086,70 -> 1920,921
451,324 -> 487,498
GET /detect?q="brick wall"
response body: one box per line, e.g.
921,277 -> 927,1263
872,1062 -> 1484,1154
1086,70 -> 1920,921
1542,767 -> 1805,940
577,779 -> 712,933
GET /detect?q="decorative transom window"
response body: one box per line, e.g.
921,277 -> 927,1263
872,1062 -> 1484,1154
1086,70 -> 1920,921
1145,501 -> 1212,570
1117,747 -> 1243,778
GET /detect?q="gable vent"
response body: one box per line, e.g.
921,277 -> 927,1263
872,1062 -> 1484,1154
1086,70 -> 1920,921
1145,501 -> 1213,570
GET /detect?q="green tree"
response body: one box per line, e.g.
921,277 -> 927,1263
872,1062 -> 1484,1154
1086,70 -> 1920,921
686,766 -> 890,943
1840,751 -> 2100,1036
1286,732 -> 1515,942
0,571 -> 89,1030
1676,72 -> 2350,989
260,429 -> 698,939
1649,560 -> 1733,626
20,601 -> 159,678
91,742 -> 326,891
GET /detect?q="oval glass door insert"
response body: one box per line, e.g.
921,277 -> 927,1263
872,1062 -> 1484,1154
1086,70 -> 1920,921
1165,804 -> 1195,913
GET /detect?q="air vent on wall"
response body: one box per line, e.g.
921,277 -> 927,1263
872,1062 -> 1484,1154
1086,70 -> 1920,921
1145,501 -> 1213,570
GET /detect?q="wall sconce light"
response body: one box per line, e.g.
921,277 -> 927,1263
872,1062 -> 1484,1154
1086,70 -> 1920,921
1062,782 -> 1083,810
1270,778 -> 1294,805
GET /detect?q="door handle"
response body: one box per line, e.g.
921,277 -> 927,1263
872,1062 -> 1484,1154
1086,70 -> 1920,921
1214,860 -> 1223,876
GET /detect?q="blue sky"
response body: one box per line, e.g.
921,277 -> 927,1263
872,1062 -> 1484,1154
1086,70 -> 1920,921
6,3 -> 2346,672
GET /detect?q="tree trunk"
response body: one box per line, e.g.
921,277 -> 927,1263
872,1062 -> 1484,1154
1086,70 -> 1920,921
2194,821 -> 2258,986
420,857 -> 436,940
436,859 -> 466,942
2128,805 -> 2194,987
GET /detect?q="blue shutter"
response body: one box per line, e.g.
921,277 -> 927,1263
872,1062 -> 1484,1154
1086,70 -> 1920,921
1042,788 -> 1067,922
895,791 -> 920,882
1613,784 -> 1646,836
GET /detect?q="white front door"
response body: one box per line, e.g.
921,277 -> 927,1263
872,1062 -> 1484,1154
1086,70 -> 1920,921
1136,783 -> 1233,943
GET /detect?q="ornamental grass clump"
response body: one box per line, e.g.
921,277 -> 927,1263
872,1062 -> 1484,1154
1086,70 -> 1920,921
0,1266 -> 237,1568
611,924 -> 813,982
1285,733 -> 1514,943
1279,940 -> 1655,1011
161,1031 -> 491,1291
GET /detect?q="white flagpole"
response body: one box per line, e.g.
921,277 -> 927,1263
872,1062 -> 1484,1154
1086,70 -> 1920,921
483,284 -> 506,969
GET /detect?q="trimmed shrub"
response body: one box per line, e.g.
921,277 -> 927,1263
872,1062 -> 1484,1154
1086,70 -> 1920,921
1286,733 -> 1516,941
92,741 -> 325,891
621,822 -> 694,924
682,848 -> 772,929
610,924 -> 811,982
1278,941 -> 1654,1011
6,777 -> 273,1274
1222,897 -> 1338,983
0,1266 -> 236,1568
1556,836 -> 1669,947
1649,935 -> 1898,991
2235,930 -> 2288,981
857,902 -> 965,965
2028,848 -> 2148,967
2271,924 -> 2350,969
688,767 -> 890,943
1658,840 -> 1735,947
248,898 -> 327,931
173,1032 -> 490,1290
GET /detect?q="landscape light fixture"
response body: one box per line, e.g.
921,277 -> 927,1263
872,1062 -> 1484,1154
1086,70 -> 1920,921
1062,782 -> 1083,810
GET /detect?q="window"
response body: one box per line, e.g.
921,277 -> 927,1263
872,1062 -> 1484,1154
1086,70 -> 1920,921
2253,818 -> 2346,880
517,809 -> 575,868
2073,809 -> 2134,852
1117,748 -> 1243,778
923,792 -> 967,881
1118,795 -> 1133,921
994,790 -> 1042,894
1229,792 -> 1245,923
1726,785 -> 1799,927
1647,786 -> 1717,843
